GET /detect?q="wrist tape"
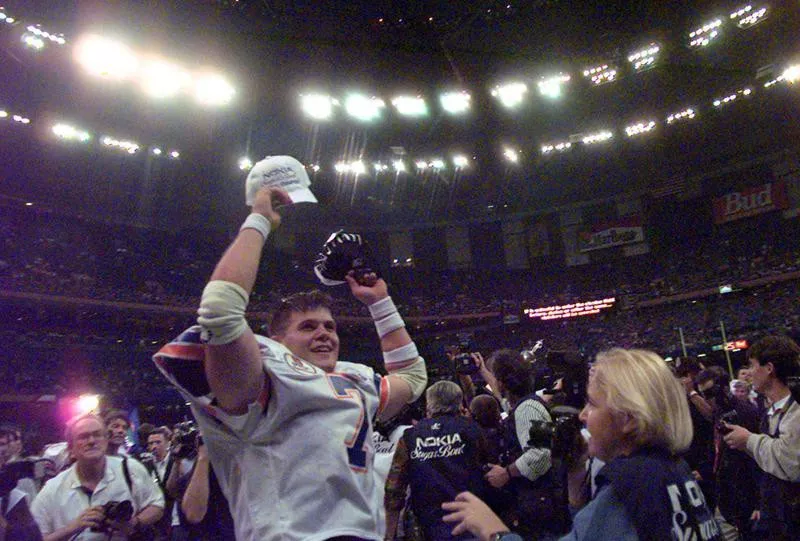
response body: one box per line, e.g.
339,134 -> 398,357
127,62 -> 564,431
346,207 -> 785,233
369,296 -> 405,338
239,213 -> 271,241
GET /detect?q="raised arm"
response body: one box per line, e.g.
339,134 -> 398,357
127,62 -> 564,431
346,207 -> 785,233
345,273 -> 427,419
200,187 -> 292,414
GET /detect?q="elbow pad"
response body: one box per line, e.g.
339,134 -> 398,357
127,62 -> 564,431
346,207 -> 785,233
386,346 -> 427,403
197,280 -> 249,345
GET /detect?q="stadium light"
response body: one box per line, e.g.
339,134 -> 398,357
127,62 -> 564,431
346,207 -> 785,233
582,130 -> 613,145
310,164 -> 321,172
393,160 -> 406,172
0,110 -> 7,118
392,95 -> 428,117
151,147 -> 162,155
301,93 -> 337,121
440,91 -> 471,114
22,34 -> 45,50
666,108 -> 696,124
688,19 -> 722,48
374,162 -> 389,172
453,155 -> 469,168
503,147 -> 520,163
77,394 -> 100,414
491,82 -> 528,108
169,150 -> 180,159
101,136 -> 140,153
140,60 -> 191,99
194,74 -> 235,106
344,94 -> 385,121
52,123 -> 91,142
335,161 -> 349,173
74,34 -> 139,80
26,25 -> 66,45
12,115 -> 30,124
730,5 -> 768,28
238,157 -> 253,170
784,65 -> 800,83
0,8 -> 16,24
628,44 -> 660,72
430,159 -> 445,170
415,160 -> 428,170
538,74 -> 571,99
712,87 -> 752,108
351,160 -> 366,175
583,64 -> 617,86
625,120 -> 657,137
541,141 -> 572,154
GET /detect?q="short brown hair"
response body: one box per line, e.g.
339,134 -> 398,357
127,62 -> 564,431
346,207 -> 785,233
748,335 -> 800,385
269,290 -> 334,336
488,349 -> 533,399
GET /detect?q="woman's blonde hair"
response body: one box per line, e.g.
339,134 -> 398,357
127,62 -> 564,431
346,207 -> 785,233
593,348 -> 693,454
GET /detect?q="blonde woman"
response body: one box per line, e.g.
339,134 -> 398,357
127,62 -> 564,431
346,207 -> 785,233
442,348 -> 723,541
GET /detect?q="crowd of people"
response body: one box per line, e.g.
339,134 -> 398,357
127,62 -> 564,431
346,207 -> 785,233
1,180 -> 798,541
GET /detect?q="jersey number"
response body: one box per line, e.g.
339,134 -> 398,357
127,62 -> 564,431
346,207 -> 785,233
327,375 -> 370,471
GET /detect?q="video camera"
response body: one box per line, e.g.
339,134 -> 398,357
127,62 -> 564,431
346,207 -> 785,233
527,405 -> 584,463
449,337 -> 479,376
90,500 -> 133,533
172,421 -> 199,459
0,458 -> 50,498
528,345 -> 589,410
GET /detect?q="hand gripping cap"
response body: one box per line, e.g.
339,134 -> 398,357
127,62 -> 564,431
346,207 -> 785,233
313,230 -> 379,286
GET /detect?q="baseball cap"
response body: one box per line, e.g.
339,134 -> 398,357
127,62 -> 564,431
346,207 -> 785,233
245,155 -> 318,205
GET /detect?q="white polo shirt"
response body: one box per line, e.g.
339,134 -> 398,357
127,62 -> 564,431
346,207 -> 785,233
31,455 -> 165,540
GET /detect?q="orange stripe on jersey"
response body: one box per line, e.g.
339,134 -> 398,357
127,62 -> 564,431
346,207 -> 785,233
377,376 -> 391,417
157,343 -> 205,361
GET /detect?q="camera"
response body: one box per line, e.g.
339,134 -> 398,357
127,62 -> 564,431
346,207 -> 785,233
0,458 -> 50,498
529,346 -> 588,410
449,336 -> 479,376
91,500 -> 133,532
172,421 -> 199,459
717,409 -> 739,435
527,405 -> 583,461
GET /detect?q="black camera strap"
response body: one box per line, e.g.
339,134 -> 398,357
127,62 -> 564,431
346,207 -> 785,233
121,457 -> 134,495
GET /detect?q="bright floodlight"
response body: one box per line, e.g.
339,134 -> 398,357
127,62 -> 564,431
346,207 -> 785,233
0,110 -> 7,118
301,93 -> 337,120
22,34 -> 45,50
415,161 -> 428,170
194,74 -> 235,106
392,95 -> 428,117
345,94 -> 385,121
491,83 -> 528,108
140,60 -> 191,99
74,34 -> 139,80
582,130 -> 613,144
503,147 -> 520,163
393,160 -> 406,172
52,123 -> 91,142
538,74 -> 571,99
431,159 -> 445,170
170,150 -> 180,158
239,157 -> 253,170
77,394 -> 100,414
784,65 -> 800,83
625,120 -> 657,137
152,147 -> 162,155
440,91 -> 471,114
374,162 -> 389,172
351,161 -> 366,175
453,155 -> 469,168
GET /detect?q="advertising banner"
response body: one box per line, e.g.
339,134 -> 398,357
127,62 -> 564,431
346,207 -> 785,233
712,182 -> 788,224
577,216 -> 644,253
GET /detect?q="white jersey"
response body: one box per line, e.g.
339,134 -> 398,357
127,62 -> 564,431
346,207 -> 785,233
154,326 -> 389,541
372,424 -> 411,537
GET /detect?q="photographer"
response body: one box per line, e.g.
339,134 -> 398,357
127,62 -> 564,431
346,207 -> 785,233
31,413 -> 164,541
442,348 -> 722,541
480,349 -> 567,539
722,335 -> 800,538
179,437 -> 234,540
0,429 -> 42,541
163,426 -> 199,541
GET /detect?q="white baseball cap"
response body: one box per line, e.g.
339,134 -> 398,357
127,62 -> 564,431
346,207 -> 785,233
245,155 -> 318,205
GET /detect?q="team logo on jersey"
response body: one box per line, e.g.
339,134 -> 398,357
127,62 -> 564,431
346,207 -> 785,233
284,353 -> 319,375
431,423 -> 441,430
